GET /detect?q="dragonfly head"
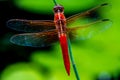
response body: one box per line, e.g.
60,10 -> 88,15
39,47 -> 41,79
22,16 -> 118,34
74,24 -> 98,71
53,5 -> 64,13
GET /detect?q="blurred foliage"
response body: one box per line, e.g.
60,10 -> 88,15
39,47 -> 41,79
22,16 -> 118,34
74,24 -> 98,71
14,0 -> 103,14
1,63 -> 43,80
1,0 -> 120,80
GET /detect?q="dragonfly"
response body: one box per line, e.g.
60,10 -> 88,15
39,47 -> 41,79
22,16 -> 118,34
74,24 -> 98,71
7,3 -> 111,76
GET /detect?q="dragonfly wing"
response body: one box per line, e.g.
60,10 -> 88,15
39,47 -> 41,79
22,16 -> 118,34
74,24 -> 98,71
10,30 -> 58,47
67,19 -> 112,40
7,19 -> 55,32
66,3 -> 110,27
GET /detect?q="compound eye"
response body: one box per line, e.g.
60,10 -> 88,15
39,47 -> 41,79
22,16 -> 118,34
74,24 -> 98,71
53,7 -> 58,13
53,5 -> 64,13
59,7 -> 64,12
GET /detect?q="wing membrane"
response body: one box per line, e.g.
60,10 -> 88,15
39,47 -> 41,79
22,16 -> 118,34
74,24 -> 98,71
67,19 -> 112,40
10,30 -> 58,47
66,3 -> 111,40
7,19 -> 55,32
66,3 -> 110,26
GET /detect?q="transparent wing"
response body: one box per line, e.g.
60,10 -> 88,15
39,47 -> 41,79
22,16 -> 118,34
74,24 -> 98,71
67,19 -> 112,40
7,19 -> 55,32
66,3 -> 110,27
10,30 -> 58,47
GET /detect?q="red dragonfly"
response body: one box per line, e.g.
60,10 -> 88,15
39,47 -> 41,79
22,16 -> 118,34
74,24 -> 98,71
7,3 -> 111,75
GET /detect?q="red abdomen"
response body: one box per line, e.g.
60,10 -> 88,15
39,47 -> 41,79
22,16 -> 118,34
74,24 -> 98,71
59,34 -> 70,75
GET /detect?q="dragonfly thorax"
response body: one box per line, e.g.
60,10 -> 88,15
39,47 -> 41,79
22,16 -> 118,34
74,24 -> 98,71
53,5 -> 64,13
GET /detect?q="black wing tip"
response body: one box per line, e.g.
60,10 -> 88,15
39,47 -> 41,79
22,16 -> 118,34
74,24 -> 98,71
101,19 -> 113,25
101,3 -> 109,6
102,19 -> 110,21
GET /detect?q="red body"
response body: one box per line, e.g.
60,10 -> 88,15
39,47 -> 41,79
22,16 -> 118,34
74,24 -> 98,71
59,34 -> 70,75
54,5 -> 70,75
